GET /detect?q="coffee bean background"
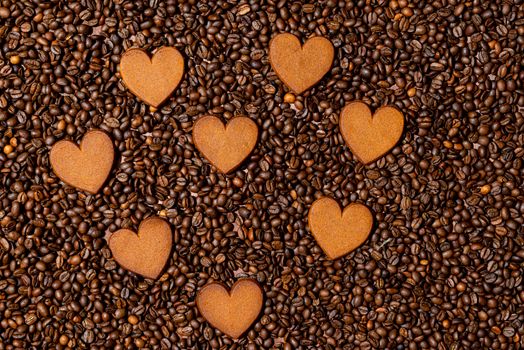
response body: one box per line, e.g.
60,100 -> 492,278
1,1 -> 523,349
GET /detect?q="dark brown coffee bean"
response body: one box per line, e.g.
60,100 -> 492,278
0,0 -> 522,348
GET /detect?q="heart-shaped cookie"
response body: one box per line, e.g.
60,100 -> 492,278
108,217 -> 172,279
193,116 -> 258,174
50,130 -> 114,194
308,197 -> 373,260
120,47 -> 184,107
269,33 -> 334,94
196,279 -> 263,339
339,101 -> 404,164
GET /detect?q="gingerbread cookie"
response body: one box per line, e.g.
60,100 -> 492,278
269,33 -> 334,94
50,130 -> 114,194
308,197 -> 373,260
120,47 -> 184,107
192,116 -> 258,174
196,279 -> 263,339
108,217 -> 172,279
339,101 -> 404,164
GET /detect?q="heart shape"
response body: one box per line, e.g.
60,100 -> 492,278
50,130 -> 114,194
120,47 -> 184,107
196,279 -> 263,339
269,33 -> 334,94
339,101 -> 404,164
308,197 -> 373,260
193,116 -> 258,174
108,217 -> 172,279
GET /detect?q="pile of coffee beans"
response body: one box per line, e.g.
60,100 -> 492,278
1,0 -> 523,349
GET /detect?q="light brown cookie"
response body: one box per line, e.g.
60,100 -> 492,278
339,101 -> 404,164
120,47 -> 184,107
308,197 -> 373,260
49,130 -> 114,194
269,33 -> 334,94
108,217 -> 172,279
192,116 -> 258,174
196,279 -> 263,339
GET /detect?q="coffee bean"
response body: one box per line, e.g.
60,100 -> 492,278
0,0 -> 522,348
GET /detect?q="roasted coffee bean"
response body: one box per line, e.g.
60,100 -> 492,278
0,0 -> 523,349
